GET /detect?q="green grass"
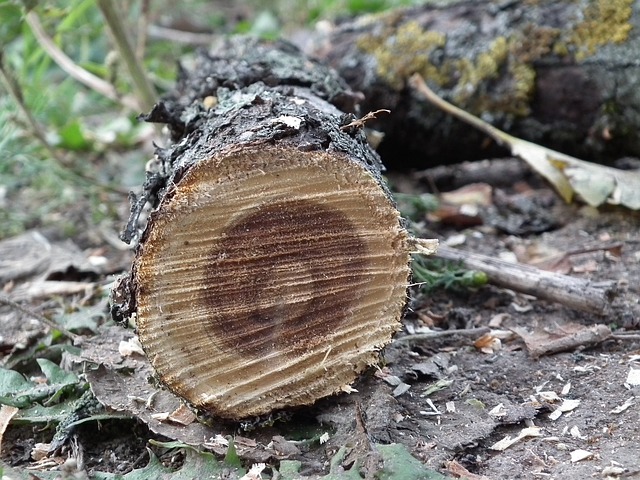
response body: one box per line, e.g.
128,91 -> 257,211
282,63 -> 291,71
0,0 -> 427,239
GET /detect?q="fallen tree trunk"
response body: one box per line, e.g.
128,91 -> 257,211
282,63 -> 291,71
307,0 -> 640,168
111,37 -> 433,420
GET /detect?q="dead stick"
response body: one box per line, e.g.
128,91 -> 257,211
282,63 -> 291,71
435,245 -> 615,315
0,294 -> 79,342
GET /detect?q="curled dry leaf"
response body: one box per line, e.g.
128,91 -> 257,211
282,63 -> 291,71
570,449 -> 593,463
625,368 -> 640,387
474,333 -> 501,354
489,426 -> 542,451
410,74 -> 640,210
0,405 -> 19,452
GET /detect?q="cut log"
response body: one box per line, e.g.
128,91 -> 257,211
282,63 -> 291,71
111,38 -> 432,420
307,0 -> 640,168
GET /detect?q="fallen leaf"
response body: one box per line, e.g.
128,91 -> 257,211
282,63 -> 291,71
118,336 -> 146,357
440,183 -> 493,206
0,404 -> 18,452
168,403 -> 197,426
570,449 -> 593,462
240,462 -> 266,480
474,333 -> 501,354
625,368 -> 640,387
610,397 -> 635,414
490,426 -> 542,451
549,399 -> 581,421
445,459 -> 491,479
410,74 -> 640,210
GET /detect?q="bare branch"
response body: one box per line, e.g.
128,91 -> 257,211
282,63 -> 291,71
25,11 -> 139,111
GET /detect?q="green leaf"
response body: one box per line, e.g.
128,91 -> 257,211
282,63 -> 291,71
278,460 -> 303,479
92,447 -> 225,479
13,401 -> 73,423
0,367 -> 30,396
36,358 -> 78,385
0,3 -> 23,45
376,443 -> 448,480
223,438 -> 243,469
57,120 -> 92,151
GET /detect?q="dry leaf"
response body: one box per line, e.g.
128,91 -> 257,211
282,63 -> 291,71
489,426 -> 542,451
445,459 -> 491,480
440,183 -> 493,206
410,74 -> 640,210
474,333 -> 501,354
625,368 -> 640,387
0,405 -> 19,453
570,449 -> 593,463
167,403 -> 197,426
610,397 -> 635,414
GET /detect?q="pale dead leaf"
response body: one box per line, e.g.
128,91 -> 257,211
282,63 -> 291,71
473,333 -> 501,354
410,73 -> 640,210
610,397 -> 635,414
549,399 -> 581,421
240,463 -> 266,480
445,459 -> 491,480
570,449 -> 593,463
167,403 -> 197,426
489,426 -> 542,451
118,336 -> 145,357
0,405 -> 19,453
625,368 -> 640,387
440,183 -> 493,206
30,442 -> 51,462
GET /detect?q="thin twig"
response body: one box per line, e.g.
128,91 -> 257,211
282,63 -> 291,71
0,294 -> 79,342
0,54 -> 129,195
147,24 -> 217,45
96,0 -> 157,113
340,109 -> 390,131
25,11 -> 139,111
611,332 -> 640,341
395,327 -> 491,343
135,0 -> 151,62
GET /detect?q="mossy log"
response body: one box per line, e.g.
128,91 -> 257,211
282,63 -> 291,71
308,0 -> 640,168
111,38 -> 434,420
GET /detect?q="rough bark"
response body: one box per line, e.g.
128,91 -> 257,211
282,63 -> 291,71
307,0 -> 640,168
111,37 -> 417,420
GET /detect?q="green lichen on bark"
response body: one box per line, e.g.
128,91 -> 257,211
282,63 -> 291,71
357,21 -> 542,118
352,0 -> 634,121
356,20 -> 448,90
572,0 -> 633,61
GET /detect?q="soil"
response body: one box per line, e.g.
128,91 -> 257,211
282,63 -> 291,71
1,160 -> 640,479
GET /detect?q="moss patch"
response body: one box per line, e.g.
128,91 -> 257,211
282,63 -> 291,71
356,20 -> 448,90
572,0 -> 633,61
355,0 -> 633,119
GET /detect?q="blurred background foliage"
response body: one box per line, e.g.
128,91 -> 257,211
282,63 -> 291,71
0,0 -> 425,241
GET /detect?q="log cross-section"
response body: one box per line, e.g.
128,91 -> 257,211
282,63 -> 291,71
113,38 -> 419,420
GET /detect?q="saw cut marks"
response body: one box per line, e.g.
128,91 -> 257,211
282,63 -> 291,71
134,146 -> 410,419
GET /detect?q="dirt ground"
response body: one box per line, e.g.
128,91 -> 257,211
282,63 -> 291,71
1,159 -> 639,479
